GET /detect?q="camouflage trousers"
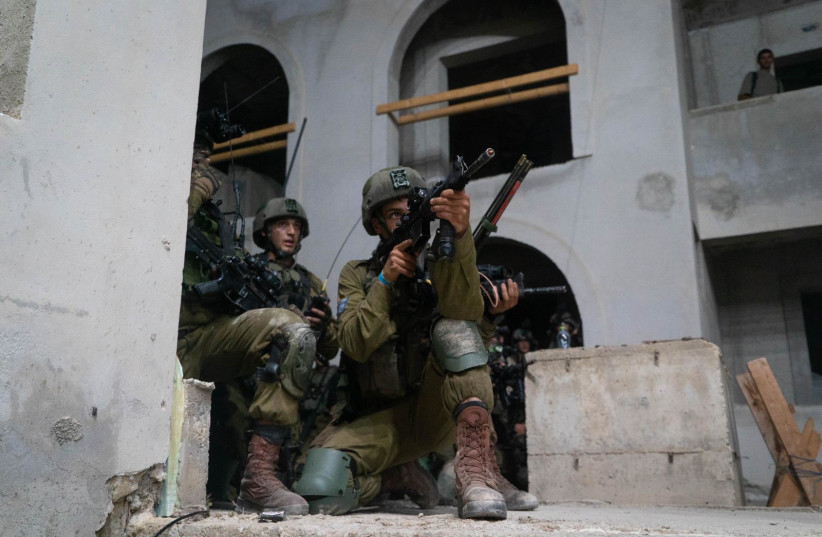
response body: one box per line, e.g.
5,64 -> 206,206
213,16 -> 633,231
313,356 -> 493,504
176,308 -> 307,425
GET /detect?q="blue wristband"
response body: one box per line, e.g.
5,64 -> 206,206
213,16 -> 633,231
378,272 -> 392,287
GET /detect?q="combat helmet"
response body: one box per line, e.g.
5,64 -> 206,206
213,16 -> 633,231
511,328 -> 534,343
253,197 -> 310,248
361,166 -> 427,235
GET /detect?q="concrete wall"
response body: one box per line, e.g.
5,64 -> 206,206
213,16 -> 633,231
526,340 -> 744,506
710,236 -> 822,405
689,86 -> 822,241
201,0 -> 705,348
688,2 -> 822,107
0,2 -> 207,536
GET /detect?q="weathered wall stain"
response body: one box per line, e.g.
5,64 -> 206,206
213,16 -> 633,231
0,294 -> 90,316
51,417 -> 83,444
636,172 -> 676,213
694,173 -> 740,221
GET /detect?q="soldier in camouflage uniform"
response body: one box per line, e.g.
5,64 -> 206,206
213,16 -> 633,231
207,197 -> 341,501
177,136 -> 316,516
295,166 -> 510,519
252,198 -> 341,469
251,197 -> 339,362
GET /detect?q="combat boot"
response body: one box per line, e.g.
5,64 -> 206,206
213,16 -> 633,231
235,434 -> 309,515
378,460 -> 439,509
454,403 -> 506,519
489,443 -> 538,510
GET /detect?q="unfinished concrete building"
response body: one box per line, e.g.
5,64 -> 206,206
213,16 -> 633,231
1,0 -> 821,535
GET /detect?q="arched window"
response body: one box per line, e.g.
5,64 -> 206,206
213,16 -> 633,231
198,45 -> 291,226
396,0 -> 571,180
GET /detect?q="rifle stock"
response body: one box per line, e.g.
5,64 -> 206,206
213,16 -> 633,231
473,154 -> 532,251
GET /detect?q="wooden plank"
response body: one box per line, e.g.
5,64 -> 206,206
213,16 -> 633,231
736,372 -> 781,460
396,83 -> 569,126
211,122 -> 295,151
767,453 -> 808,507
376,63 -> 578,115
209,139 -> 287,163
746,358 -> 821,505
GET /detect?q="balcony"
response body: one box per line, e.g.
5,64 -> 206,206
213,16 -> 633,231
688,85 -> 822,241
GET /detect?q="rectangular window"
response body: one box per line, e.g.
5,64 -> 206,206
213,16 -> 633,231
801,292 -> 822,376
447,40 -> 572,179
777,47 -> 822,93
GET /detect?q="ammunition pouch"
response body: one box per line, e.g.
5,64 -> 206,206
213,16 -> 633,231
354,337 -> 406,401
293,448 -> 360,515
432,318 -> 488,372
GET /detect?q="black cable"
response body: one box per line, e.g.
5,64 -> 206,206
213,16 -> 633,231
152,510 -> 209,537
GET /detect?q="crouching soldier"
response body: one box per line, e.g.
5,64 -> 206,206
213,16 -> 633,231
294,166 -> 508,519
177,126 -> 315,515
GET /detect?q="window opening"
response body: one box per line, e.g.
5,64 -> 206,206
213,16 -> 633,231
777,47 -> 822,93
447,41 -> 572,178
801,292 -> 822,376
198,45 -> 290,183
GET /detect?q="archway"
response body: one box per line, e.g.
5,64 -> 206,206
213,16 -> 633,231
478,236 -> 582,349
198,44 -> 290,239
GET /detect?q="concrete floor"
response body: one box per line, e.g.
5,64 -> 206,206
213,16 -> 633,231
129,501 -> 822,537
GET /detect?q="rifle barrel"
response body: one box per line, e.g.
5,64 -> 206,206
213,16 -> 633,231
465,148 -> 495,177
521,285 -> 568,295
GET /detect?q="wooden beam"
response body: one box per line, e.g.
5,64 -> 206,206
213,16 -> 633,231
209,139 -> 287,163
746,358 -> 822,504
211,122 -> 296,151
396,83 -> 569,126
736,369 -> 809,506
377,63 -> 578,115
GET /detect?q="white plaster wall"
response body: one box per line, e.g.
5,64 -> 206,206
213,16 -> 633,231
468,1 -> 704,345
689,2 -> 822,108
689,86 -> 822,241
201,0 -> 704,348
0,2 -> 207,535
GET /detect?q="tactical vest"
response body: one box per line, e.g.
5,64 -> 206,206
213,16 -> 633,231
344,260 -> 436,414
257,256 -> 316,314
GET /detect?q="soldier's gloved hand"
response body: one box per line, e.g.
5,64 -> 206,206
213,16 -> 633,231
382,239 -> 416,284
306,302 -> 331,332
430,188 -> 471,238
489,278 -> 519,315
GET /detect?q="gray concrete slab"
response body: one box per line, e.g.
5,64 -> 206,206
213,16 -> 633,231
128,502 -> 822,537
526,340 -> 743,506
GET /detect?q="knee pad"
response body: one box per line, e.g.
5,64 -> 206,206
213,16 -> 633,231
278,322 -> 316,399
293,448 -> 360,515
432,318 -> 489,372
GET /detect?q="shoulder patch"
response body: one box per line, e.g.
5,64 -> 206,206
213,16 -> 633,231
337,298 -> 348,316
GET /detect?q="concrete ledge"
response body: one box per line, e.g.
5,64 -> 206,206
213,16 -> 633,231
126,504 -> 822,537
526,339 -> 743,505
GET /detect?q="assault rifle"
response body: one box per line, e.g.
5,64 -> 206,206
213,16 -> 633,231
477,264 -> 567,301
472,155 -> 568,306
185,212 -> 284,313
375,148 -> 495,266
